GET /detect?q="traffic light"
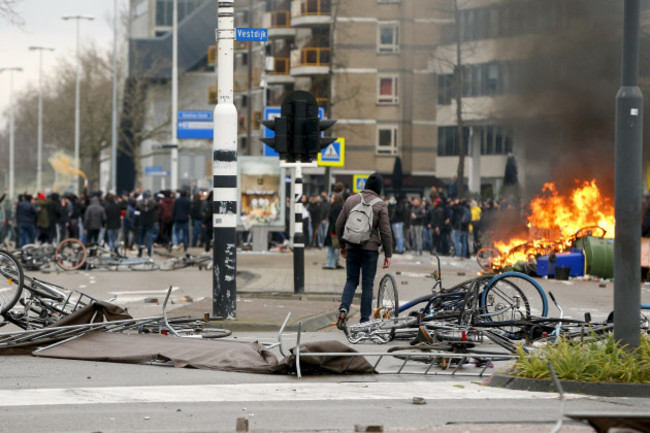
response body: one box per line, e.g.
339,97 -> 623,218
260,116 -> 290,160
307,118 -> 337,163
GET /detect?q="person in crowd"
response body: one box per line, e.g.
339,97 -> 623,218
157,190 -> 175,249
201,190 -> 213,253
122,193 -> 137,251
84,193 -> 106,245
58,194 -> 72,242
470,199 -> 482,255
335,173 -> 392,329
16,194 -> 37,248
448,174 -> 458,200
409,197 -> 425,255
136,190 -> 158,257
316,191 -> 330,248
301,194 -> 311,247
388,194 -> 406,254
35,192 -> 51,243
48,192 -> 62,244
421,198 -> 433,253
191,192 -> 204,248
323,193 -> 344,270
171,189 -> 192,252
104,193 -> 123,254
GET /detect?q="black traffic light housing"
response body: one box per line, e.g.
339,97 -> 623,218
260,116 -> 290,160
260,90 -> 336,162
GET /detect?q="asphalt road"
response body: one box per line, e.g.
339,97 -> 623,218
1,248 -> 649,433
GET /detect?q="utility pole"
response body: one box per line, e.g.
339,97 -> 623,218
62,15 -> 94,194
212,0 -> 237,319
614,0 -> 643,349
0,67 -> 22,200
170,0 -> 179,192
28,46 -> 55,193
110,0 -> 119,193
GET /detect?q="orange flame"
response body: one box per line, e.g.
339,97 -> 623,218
490,180 -> 614,269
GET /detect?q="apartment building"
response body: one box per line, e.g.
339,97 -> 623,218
126,0 -> 636,197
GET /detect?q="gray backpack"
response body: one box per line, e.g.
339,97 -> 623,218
342,194 -> 382,245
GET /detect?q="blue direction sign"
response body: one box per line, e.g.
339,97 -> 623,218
178,111 -> 212,121
262,106 -> 326,157
178,110 -> 213,139
236,28 -> 268,42
145,166 -> 170,177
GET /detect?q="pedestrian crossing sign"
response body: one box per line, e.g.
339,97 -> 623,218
353,174 -> 370,193
317,137 -> 345,167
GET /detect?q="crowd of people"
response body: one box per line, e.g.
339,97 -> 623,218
297,184 -> 522,263
0,182 -> 523,262
0,188 -> 214,258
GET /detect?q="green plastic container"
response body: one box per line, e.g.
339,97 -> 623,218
574,236 -> 614,279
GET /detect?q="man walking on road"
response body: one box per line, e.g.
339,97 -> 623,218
335,173 -> 392,328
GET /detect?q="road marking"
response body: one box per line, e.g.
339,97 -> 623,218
110,287 -> 179,296
0,381 -> 574,407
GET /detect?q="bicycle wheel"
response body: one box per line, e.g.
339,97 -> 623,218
55,238 -> 87,270
129,260 -> 159,271
376,273 -> 398,318
160,257 -> 188,271
0,249 -> 24,314
476,247 -> 501,272
480,272 -> 548,320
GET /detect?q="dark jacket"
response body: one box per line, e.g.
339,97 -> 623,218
324,201 -> 343,247
16,200 -> 37,227
172,196 -> 192,223
104,200 -> 123,230
335,190 -> 392,257
136,196 -> 158,226
84,197 -> 107,231
158,197 -> 174,223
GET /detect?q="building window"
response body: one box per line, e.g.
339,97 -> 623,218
378,75 -> 399,104
475,126 -> 514,155
377,21 -> 399,53
437,126 -> 469,156
377,125 -> 398,155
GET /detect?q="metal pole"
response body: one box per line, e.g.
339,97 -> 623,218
614,0 -> 643,349
74,18 -> 81,194
0,68 -> 22,200
213,0 -> 237,319
62,15 -> 94,194
294,163 -> 305,294
170,0 -> 179,192
111,0 -> 119,193
37,49 -> 43,192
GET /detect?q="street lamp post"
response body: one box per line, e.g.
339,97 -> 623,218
62,14 -> 94,195
0,67 -> 23,200
111,0 -> 119,193
28,46 -> 55,193
171,0 -> 179,192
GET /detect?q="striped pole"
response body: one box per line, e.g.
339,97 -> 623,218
212,0 -> 237,319
293,164 -> 305,294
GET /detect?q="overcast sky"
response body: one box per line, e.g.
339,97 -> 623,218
0,0 -> 129,123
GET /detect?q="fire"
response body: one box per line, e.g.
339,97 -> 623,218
489,180 -> 614,269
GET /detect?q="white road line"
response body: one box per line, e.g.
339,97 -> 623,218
0,381 -> 574,407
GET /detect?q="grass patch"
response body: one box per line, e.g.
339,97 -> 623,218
511,334 -> 650,384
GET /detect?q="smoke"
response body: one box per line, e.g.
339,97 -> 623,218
498,0 -> 629,198
48,151 -> 87,192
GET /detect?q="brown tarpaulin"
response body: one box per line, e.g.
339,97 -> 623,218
33,332 -> 376,375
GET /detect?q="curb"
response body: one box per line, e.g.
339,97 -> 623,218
485,373 -> 650,398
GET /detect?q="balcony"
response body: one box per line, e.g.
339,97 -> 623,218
263,10 -> 296,39
266,57 -> 295,85
290,47 -> 330,76
291,0 -> 332,28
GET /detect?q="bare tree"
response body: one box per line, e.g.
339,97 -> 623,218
0,0 -> 24,26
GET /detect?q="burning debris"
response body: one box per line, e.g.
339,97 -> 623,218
479,179 -> 615,277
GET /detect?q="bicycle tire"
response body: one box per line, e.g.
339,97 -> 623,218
0,249 -> 24,314
480,272 -> 549,319
476,247 -> 501,272
160,258 -> 189,271
129,261 -> 159,271
55,238 -> 87,270
376,273 -> 399,318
